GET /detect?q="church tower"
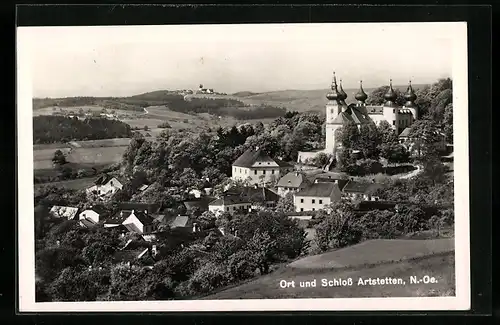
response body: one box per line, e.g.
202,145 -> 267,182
403,80 -> 418,120
382,79 -> 399,130
325,72 -> 343,155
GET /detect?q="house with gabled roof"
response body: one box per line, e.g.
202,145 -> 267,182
225,185 -> 280,209
276,171 -> 311,197
293,181 -> 342,212
208,194 -> 251,217
78,204 -> 107,224
342,180 -> 385,202
104,209 -> 156,234
86,173 -> 124,199
231,147 -> 293,185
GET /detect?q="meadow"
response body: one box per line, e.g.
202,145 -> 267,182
202,239 -> 455,299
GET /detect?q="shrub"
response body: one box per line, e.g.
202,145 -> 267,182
185,261 -> 232,295
157,121 -> 172,128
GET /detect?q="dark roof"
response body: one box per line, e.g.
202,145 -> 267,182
295,182 -> 340,197
105,211 -> 132,225
275,159 -> 293,168
117,202 -> 161,214
79,218 -> 97,228
277,172 -> 307,188
170,216 -> 192,228
132,210 -> 155,226
399,127 -> 411,137
183,198 -> 212,211
209,194 -> 250,206
238,186 -> 280,202
94,174 -> 111,185
330,106 -> 371,125
314,172 -> 349,181
366,106 -> 384,115
113,248 -> 150,263
232,147 -> 276,168
342,181 -> 385,194
88,204 -> 107,215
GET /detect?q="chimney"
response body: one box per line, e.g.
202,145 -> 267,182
120,211 -> 123,218
192,222 -> 198,233
314,179 -> 319,184
152,245 -> 157,256
254,184 -> 258,189
145,209 -> 148,215
131,209 -> 135,215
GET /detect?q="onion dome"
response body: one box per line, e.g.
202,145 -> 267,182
384,79 -> 397,105
338,79 -> 348,105
326,71 -> 341,101
355,80 -> 368,102
404,80 -> 417,106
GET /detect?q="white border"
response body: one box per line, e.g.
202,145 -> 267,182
17,22 -> 470,312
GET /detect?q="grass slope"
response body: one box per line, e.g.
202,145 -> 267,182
203,251 -> 455,299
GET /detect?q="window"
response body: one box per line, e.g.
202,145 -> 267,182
392,121 -> 395,125
319,199 -> 323,204
393,109 -> 395,113
300,199 -> 304,203
226,207 -> 229,211
233,206 -> 236,211
271,169 -> 275,174
254,170 -> 257,175
331,109 -> 334,114
312,199 -> 316,204
245,169 -> 248,174
312,208 -> 316,211
262,170 -> 266,175
300,208 -> 304,212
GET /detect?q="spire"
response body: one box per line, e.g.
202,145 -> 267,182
404,79 -> 417,106
338,79 -> 348,105
326,71 -> 340,101
355,80 -> 368,103
384,78 -> 397,106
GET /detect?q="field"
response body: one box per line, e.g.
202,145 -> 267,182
203,238 -> 455,299
34,177 -> 97,191
34,146 -> 126,171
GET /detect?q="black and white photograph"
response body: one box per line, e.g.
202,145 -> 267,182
17,22 -> 470,312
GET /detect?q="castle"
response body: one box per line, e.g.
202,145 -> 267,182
299,72 -> 419,163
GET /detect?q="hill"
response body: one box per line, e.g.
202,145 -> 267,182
202,238 -> 454,299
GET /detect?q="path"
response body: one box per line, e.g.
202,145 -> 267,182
397,164 -> 422,180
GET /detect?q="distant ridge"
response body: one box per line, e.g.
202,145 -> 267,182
232,91 -> 261,97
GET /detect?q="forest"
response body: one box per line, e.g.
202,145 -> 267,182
33,116 -> 133,144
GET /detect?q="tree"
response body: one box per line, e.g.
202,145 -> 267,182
52,149 -> 67,166
35,246 -> 85,282
47,266 -> 111,301
377,120 -> 398,144
379,142 -> 410,164
245,230 -> 276,275
366,86 -> 405,106
337,121 -> 360,150
313,200 -> 361,251
275,192 -> 295,213
357,122 -> 382,159
443,103 -> 453,143
421,156 -> 446,186
408,119 -> 442,160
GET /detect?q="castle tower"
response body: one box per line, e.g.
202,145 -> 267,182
338,79 -> 348,107
325,72 -> 344,155
382,79 -> 399,130
355,80 -> 368,106
325,71 -> 342,123
404,80 -> 418,120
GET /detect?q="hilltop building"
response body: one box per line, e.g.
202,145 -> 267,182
298,72 -> 420,162
324,72 -> 419,155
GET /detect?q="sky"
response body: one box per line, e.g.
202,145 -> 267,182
18,23 -> 462,98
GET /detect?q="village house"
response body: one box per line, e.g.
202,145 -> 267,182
78,204 -> 107,224
342,180 -> 385,202
313,171 -> 350,191
276,171 -> 310,197
49,206 -> 79,220
293,181 -> 343,212
104,209 -> 156,234
231,147 -> 294,185
86,174 -> 124,199
208,194 -> 251,217
225,185 -> 280,209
